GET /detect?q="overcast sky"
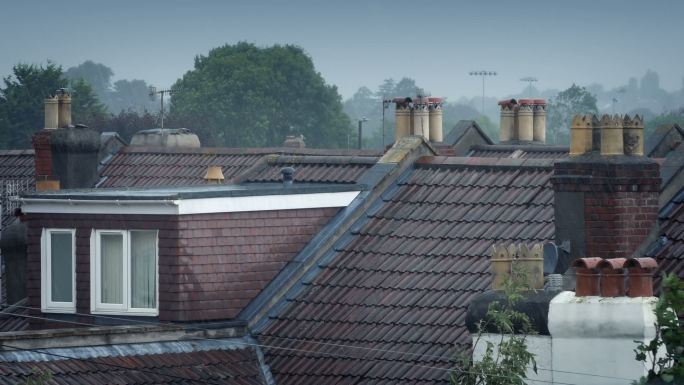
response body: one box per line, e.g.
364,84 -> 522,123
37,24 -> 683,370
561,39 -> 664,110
2,0 -> 683,101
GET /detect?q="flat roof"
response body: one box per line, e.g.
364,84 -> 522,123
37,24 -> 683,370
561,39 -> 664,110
21,182 -> 365,201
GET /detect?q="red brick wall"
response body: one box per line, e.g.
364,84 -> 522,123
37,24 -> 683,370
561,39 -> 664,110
32,130 -> 52,177
26,207 -> 339,327
167,207 -> 340,321
552,158 -> 660,260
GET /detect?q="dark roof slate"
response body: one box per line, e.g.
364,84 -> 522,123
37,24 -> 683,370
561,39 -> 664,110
255,156 -> 555,385
647,187 -> 684,285
98,147 -> 381,188
468,144 -> 569,160
0,348 -> 265,385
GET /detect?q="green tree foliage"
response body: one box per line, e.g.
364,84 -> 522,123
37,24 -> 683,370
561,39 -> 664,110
452,265 -> 537,385
645,108 -> 684,139
633,274 -> 683,385
168,42 -> 350,148
0,62 -> 66,148
101,109 -> 159,142
546,84 -> 598,145
64,60 -> 113,99
70,78 -> 109,128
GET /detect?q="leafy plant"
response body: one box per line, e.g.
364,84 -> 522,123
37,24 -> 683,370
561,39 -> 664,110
452,264 -> 537,385
633,274 -> 684,384
21,367 -> 52,385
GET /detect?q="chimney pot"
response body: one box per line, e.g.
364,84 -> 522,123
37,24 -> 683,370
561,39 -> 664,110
624,257 -> 657,297
394,98 -> 412,141
623,115 -> 644,156
44,95 -> 58,129
569,114 -> 597,156
57,89 -> 72,128
571,258 -> 602,296
516,102 -> 534,141
498,99 -> 517,142
600,114 -> 624,155
532,99 -> 547,143
597,258 -> 627,297
203,166 -> 225,184
428,97 -> 444,143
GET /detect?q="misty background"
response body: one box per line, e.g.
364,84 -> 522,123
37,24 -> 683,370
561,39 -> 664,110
1,0 -> 683,148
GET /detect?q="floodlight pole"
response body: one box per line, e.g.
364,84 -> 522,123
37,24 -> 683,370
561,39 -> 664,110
469,71 -> 497,116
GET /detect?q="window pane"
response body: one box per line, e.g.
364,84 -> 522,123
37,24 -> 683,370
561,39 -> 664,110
131,231 -> 157,309
100,233 -> 124,305
50,232 -> 72,303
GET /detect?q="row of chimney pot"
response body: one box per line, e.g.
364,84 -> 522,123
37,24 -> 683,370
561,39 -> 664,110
490,243 -> 545,290
570,114 -> 644,156
498,99 -> 547,143
394,96 -> 444,142
571,257 -> 657,297
44,89 -> 72,129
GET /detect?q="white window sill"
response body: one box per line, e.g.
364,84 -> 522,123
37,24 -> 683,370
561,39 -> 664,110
91,309 -> 159,317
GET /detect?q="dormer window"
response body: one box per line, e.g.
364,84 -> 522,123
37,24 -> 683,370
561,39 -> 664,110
91,230 -> 158,316
41,229 -> 76,313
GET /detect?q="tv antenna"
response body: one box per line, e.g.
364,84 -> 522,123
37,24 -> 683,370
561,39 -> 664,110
148,86 -> 180,129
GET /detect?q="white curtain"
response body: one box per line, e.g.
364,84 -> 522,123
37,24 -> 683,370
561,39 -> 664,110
100,233 -> 124,304
131,231 -> 156,309
50,232 -> 72,302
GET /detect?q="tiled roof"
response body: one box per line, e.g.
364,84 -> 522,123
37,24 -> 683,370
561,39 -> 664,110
468,144 -> 569,160
98,147 -> 381,188
0,347 -> 266,385
254,157 -> 555,385
0,150 -> 35,227
242,155 -> 378,184
0,299 -> 29,333
647,187 -> 684,286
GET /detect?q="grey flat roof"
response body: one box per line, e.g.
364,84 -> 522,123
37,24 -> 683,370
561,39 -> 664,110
21,182 -> 365,201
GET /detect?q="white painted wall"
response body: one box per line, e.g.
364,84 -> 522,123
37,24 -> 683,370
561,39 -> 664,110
470,291 -> 663,385
548,291 -> 658,385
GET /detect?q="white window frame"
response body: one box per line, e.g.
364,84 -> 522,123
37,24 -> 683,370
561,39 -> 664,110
41,228 -> 76,313
90,229 -> 159,316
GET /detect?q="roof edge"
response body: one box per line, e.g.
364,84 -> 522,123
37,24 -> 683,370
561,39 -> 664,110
416,156 -> 555,169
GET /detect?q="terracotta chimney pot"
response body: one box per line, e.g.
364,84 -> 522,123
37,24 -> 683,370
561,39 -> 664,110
571,258 -> 603,296
625,257 -> 657,297
597,258 -> 627,297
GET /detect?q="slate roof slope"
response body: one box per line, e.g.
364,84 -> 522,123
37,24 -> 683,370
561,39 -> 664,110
647,187 -> 684,285
242,155 -> 379,184
254,157 -> 555,385
98,147 -> 381,188
0,150 -> 35,226
468,144 -> 570,160
0,347 -> 266,385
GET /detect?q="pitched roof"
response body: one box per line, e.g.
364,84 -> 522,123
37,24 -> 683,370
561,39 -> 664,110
240,155 -> 378,184
253,157 -> 555,385
0,347 -> 266,385
647,187 -> 684,286
0,150 -> 34,227
468,144 -> 570,160
98,147 -> 381,188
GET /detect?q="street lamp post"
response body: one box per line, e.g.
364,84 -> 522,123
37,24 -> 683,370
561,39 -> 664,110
469,71 -> 497,116
358,117 -> 368,149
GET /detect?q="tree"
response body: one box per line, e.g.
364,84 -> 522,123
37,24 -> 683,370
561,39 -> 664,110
452,264 -> 537,385
546,84 -> 598,145
167,42 -> 350,148
0,62 -> 66,148
70,78 -> 108,128
633,274 -> 683,384
110,79 -> 157,114
645,108 -> 684,138
101,109 -> 159,142
64,60 -> 113,101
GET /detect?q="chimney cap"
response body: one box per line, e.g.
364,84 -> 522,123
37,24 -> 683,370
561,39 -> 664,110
624,257 -> 657,270
519,99 -> 534,105
571,257 -> 603,270
533,99 -> 547,105
498,98 -> 517,106
203,166 -> 225,183
596,258 -> 627,270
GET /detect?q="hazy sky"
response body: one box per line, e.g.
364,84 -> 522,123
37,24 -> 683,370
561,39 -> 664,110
2,0 -> 683,101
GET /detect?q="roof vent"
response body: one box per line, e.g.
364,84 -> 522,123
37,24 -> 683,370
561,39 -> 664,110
281,167 -> 295,186
204,166 -> 225,184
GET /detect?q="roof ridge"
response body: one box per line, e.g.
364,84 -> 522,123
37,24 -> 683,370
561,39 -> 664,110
415,156 -> 554,169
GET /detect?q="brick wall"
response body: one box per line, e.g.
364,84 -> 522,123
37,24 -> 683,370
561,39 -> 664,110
552,157 -> 660,265
31,131 -> 52,177
26,207 -> 339,327
168,207 -> 340,321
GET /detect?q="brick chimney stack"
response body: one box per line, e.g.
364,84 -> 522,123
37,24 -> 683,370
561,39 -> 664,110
552,113 -> 658,273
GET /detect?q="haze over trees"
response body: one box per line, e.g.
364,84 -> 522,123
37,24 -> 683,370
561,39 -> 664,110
168,42 -> 350,148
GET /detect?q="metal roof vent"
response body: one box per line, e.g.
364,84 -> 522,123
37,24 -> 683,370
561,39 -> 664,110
281,167 -> 295,187
204,166 -> 225,184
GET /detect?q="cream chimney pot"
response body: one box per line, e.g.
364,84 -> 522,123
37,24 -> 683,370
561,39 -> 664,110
44,95 -> 58,129
623,114 -> 644,156
570,114 -> 596,156
600,114 -> 624,156
394,98 -> 411,141
532,99 -> 547,143
428,98 -> 443,142
517,100 -> 534,141
411,98 -> 430,141
57,89 -> 72,128
498,99 -> 516,142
